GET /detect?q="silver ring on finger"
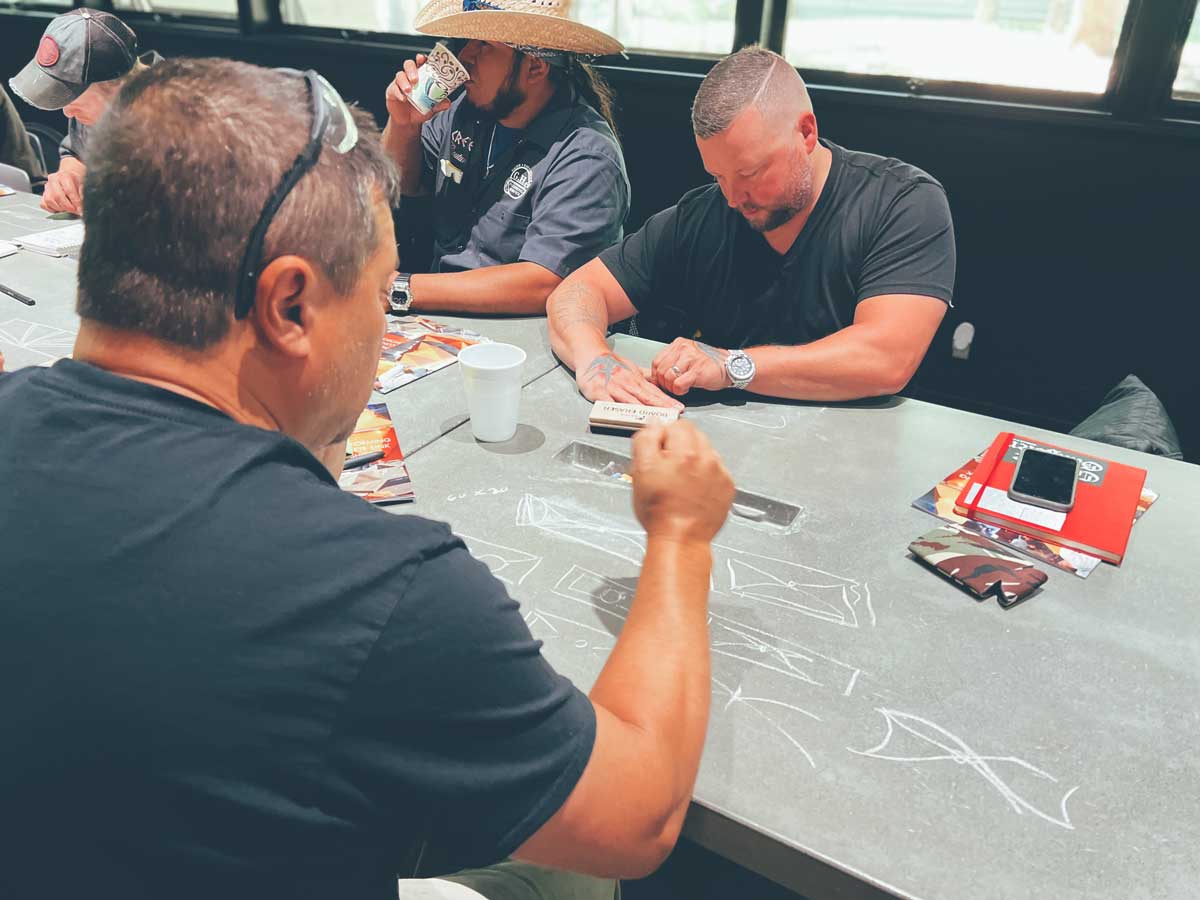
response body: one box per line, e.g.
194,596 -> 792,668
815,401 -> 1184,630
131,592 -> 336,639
670,365 -> 682,376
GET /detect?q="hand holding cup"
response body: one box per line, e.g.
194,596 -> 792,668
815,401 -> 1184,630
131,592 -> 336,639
386,43 -> 469,128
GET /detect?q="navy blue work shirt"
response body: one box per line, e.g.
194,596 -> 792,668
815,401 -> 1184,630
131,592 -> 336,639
414,86 -> 629,277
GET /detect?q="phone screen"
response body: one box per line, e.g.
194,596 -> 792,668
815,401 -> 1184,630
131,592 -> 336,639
1012,449 -> 1078,506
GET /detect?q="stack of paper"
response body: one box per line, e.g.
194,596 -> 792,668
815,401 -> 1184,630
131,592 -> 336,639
13,222 -> 85,257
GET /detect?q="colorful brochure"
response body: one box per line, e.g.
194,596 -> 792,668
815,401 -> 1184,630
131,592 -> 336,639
337,402 -> 414,505
913,451 -> 1157,579
375,316 -> 488,393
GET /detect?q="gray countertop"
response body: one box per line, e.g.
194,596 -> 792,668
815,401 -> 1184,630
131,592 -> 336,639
6,188 -> 1199,899
403,366 -> 1200,900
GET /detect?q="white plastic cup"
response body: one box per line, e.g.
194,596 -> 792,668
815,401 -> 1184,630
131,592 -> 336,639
459,343 -> 526,442
408,42 -> 470,115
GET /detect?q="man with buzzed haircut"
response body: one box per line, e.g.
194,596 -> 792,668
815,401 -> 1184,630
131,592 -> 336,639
547,45 -> 956,408
0,56 -> 734,900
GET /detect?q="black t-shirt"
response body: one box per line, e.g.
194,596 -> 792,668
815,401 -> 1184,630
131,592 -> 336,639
0,360 -> 594,900
600,139 -> 956,349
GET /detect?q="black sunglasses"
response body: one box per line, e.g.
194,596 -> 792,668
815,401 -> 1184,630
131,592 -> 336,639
233,69 -> 359,319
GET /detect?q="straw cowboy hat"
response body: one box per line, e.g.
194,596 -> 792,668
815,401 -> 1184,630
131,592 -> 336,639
413,0 -> 623,57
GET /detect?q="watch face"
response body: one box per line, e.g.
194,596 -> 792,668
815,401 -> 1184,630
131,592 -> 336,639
729,354 -> 754,380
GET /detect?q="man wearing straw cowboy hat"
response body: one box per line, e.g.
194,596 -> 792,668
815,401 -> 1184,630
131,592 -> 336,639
382,0 -> 629,316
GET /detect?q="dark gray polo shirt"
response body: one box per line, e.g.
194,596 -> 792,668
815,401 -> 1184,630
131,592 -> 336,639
416,87 -> 629,277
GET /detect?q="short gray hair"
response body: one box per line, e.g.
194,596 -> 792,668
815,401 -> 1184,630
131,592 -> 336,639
78,57 -> 401,350
691,46 -> 812,140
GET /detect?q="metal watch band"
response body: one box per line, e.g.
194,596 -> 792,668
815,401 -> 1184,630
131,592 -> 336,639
389,273 -> 413,313
726,349 -> 755,389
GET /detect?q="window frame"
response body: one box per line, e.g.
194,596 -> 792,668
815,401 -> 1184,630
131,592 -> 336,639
1,0 -> 1198,129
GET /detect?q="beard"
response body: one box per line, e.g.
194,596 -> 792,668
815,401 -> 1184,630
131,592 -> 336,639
467,55 -> 526,121
739,157 -> 815,233
485,81 -> 526,120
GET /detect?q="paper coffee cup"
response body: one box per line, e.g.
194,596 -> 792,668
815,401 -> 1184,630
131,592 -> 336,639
408,42 -> 470,115
459,343 -> 526,443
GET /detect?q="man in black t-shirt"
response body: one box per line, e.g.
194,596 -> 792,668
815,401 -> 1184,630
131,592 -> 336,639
0,58 -> 734,900
547,46 -> 956,408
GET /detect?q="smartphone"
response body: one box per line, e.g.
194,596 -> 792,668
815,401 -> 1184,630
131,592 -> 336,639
1008,447 -> 1080,512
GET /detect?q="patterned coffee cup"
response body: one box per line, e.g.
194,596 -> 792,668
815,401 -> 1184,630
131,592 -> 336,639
408,42 -> 470,115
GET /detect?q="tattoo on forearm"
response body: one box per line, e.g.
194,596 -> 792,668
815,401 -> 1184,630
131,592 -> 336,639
583,354 -> 630,387
551,282 -> 606,332
696,341 -> 727,364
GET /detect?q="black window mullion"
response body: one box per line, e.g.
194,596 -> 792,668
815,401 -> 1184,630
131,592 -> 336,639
1109,0 -> 1196,120
759,0 -> 786,53
237,0 -> 274,34
733,0 -> 765,51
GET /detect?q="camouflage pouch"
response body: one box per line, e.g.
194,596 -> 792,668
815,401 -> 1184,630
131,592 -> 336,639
909,525 -> 1048,607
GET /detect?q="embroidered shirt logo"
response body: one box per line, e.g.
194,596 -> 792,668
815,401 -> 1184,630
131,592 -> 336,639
451,129 -> 475,153
503,164 -> 533,200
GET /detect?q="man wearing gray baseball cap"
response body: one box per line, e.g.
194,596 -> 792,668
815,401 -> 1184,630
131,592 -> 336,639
9,8 -> 160,215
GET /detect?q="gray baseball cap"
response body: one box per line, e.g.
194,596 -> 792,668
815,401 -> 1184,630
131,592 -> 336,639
9,9 -> 138,111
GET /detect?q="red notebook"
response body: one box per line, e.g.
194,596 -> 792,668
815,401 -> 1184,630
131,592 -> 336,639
953,432 -> 1147,565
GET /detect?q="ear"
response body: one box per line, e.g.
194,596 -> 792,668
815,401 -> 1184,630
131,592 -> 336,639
524,54 -> 551,86
797,110 -> 819,153
251,254 -> 322,360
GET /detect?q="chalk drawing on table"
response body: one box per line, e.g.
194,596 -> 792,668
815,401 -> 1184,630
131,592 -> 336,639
549,564 -> 866,696
715,544 -> 876,629
0,318 -> 76,366
712,675 -> 818,768
516,494 -> 646,566
447,487 -> 510,502
456,533 -> 543,587
710,412 -> 789,431
551,565 -> 634,621
516,495 -> 877,629
708,612 -> 863,694
524,607 -> 614,655
849,708 -> 1080,830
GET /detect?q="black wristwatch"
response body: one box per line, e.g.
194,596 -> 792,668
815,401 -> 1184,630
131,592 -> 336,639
389,273 -> 413,313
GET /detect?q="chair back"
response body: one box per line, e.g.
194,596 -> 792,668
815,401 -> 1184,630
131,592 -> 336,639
0,161 -> 33,193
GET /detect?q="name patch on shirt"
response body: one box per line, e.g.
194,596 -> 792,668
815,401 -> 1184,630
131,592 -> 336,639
503,164 -> 533,200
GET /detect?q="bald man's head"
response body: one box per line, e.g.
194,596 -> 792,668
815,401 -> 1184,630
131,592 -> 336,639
692,46 -> 812,140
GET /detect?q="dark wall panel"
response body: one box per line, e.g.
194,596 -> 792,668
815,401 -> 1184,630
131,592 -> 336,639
3,15 -> 1197,460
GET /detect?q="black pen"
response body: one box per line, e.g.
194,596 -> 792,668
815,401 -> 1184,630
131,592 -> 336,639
343,450 -> 385,470
0,282 -> 35,307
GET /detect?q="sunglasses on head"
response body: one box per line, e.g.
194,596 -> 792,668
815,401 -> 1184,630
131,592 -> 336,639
233,69 -> 359,320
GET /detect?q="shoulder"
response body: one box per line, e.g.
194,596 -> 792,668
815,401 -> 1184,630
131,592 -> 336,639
549,99 -> 625,172
658,182 -> 730,240
830,140 -> 946,199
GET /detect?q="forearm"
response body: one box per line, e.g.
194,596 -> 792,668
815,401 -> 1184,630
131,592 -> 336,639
745,325 -> 921,401
590,537 -> 713,822
409,262 -> 561,314
547,278 -> 611,369
381,121 -> 427,197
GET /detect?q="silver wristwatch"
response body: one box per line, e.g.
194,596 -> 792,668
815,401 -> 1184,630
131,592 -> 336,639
388,273 -> 413,313
725,349 -> 756,389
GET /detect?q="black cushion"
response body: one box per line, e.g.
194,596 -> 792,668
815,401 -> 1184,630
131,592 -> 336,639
1070,375 -> 1183,460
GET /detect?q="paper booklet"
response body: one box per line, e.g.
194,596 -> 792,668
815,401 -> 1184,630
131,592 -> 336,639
375,316 -> 488,393
337,402 -> 414,505
913,450 -> 1157,579
12,222 -> 84,257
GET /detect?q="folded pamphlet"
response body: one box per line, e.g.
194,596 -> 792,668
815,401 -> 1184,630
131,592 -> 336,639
337,402 -> 414,505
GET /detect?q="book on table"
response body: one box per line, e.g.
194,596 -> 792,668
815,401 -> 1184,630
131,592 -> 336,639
374,316 -> 488,393
11,222 -> 84,257
337,403 -> 414,505
912,451 -> 1157,578
953,432 -> 1147,565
